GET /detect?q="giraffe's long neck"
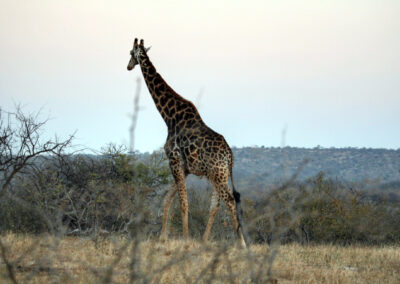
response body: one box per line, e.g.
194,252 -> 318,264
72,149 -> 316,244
138,52 -> 204,133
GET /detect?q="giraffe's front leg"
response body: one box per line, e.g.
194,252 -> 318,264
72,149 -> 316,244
168,155 -> 189,239
176,180 -> 189,238
202,190 -> 220,242
160,184 -> 177,241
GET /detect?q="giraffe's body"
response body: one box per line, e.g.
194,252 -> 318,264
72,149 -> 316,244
128,39 -> 247,247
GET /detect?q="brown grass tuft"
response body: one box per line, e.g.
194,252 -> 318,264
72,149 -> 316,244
0,233 -> 399,283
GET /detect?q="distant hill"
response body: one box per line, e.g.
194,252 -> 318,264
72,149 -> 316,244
165,147 -> 400,192
232,147 -> 400,189
32,147 -> 400,192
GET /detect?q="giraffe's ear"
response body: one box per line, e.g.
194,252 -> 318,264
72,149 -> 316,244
145,46 -> 152,53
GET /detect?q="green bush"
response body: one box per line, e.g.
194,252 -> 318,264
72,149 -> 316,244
1,146 -> 400,246
0,145 -> 170,236
246,173 -> 400,245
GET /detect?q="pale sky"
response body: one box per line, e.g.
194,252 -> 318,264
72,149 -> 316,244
1,0 -> 399,152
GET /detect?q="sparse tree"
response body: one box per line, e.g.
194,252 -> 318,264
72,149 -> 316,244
0,105 -> 73,197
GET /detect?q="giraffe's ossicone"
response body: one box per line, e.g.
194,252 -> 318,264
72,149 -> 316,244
128,38 -> 247,247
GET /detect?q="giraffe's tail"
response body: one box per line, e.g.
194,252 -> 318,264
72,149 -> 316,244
230,169 -> 250,246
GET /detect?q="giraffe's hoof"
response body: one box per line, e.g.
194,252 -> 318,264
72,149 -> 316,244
238,238 -> 247,249
159,235 -> 168,243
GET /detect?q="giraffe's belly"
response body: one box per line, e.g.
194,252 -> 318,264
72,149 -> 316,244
184,150 -> 207,177
175,126 -> 233,177
184,148 -> 231,179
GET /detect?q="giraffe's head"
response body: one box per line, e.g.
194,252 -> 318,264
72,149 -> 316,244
127,38 -> 151,71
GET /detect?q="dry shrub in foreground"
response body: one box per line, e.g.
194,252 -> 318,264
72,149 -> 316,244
0,233 -> 399,283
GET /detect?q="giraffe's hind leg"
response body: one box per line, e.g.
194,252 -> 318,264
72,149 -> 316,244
160,184 -> 178,241
202,190 -> 220,242
212,180 -> 247,248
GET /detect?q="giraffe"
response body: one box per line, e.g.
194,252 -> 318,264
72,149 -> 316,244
127,38 -> 247,247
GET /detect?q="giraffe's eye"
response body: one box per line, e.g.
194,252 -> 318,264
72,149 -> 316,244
130,50 -> 134,56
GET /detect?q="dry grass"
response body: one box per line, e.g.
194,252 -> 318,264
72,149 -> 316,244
0,233 -> 399,283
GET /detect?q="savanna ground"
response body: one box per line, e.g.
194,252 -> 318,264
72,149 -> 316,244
1,233 -> 399,283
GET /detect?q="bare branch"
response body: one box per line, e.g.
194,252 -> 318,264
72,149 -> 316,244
0,105 -> 74,198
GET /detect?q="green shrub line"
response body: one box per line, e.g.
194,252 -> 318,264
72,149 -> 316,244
1,148 -> 399,245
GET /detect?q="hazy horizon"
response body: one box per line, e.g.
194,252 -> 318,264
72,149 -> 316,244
1,1 -> 399,152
